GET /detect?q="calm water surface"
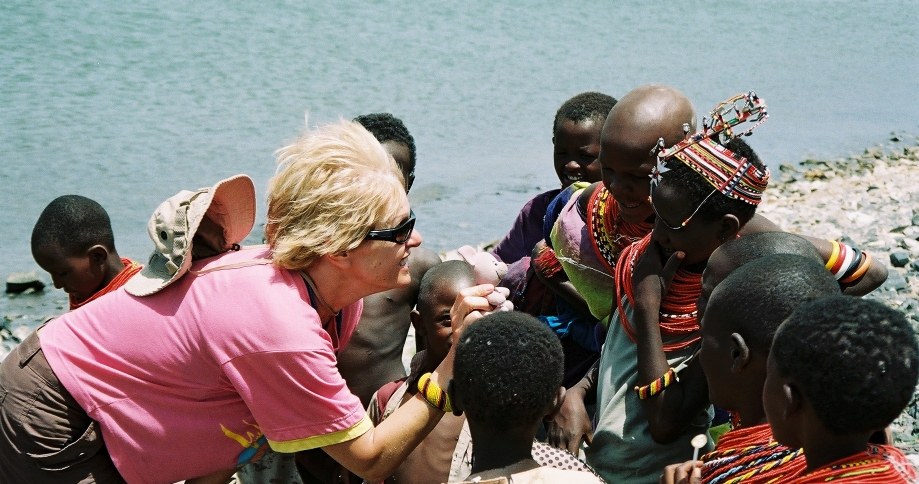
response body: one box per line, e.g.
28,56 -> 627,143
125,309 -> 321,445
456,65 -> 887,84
2,1 -> 917,319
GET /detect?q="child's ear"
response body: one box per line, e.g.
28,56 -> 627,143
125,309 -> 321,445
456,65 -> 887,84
783,382 -> 803,419
86,245 -> 110,265
729,332 -> 752,372
409,309 -> 422,336
717,214 -> 742,242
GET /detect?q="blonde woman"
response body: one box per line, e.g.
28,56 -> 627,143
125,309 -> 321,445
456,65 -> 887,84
0,120 -> 497,483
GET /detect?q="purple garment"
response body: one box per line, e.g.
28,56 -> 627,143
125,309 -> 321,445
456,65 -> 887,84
491,188 -> 561,264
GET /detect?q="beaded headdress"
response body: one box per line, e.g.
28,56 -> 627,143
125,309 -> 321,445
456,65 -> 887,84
650,91 -> 770,206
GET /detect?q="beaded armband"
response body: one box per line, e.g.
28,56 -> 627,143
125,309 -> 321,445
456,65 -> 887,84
634,368 -> 677,400
533,245 -> 563,279
417,372 -> 453,413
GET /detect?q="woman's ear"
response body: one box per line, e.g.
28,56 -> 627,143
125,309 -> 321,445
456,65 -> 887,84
326,251 -> 350,269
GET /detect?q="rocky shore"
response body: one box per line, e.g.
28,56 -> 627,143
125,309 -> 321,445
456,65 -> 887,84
756,135 -> 919,452
3,136 -> 919,450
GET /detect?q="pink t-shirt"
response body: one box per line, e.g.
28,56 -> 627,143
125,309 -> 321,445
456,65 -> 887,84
40,246 -> 370,484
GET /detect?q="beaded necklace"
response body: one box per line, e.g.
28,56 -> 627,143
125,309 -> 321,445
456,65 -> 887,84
614,234 -> 701,352
791,445 -> 918,483
586,185 -> 653,273
70,258 -> 143,310
701,423 -> 805,484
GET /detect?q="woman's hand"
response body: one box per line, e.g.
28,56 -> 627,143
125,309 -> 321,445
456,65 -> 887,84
660,460 -> 702,484
449,284 -> 511,341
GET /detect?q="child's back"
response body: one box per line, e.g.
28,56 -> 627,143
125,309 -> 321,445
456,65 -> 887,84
451,311 -> 602,483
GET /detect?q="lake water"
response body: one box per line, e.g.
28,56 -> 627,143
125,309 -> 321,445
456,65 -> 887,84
2,1 -> 918,313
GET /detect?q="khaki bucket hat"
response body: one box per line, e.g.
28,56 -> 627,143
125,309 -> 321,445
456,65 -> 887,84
125,174 -> 256,296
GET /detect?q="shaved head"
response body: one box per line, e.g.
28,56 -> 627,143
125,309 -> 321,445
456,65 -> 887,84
603,84 -> 696,153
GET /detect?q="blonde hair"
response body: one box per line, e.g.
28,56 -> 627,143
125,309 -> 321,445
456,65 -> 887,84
266,119 -> 406,270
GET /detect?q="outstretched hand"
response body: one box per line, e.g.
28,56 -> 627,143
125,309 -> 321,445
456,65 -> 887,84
449,284 -> 512,342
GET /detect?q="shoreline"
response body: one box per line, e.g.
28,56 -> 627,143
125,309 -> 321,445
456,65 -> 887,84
3,136 -> 919,447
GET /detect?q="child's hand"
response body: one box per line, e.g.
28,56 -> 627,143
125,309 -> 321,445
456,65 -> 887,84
546,389 -> 593,455
660,460 -> 701,484
633,240 -> 685,312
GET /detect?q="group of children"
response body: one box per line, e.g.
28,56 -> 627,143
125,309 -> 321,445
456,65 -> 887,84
24,84 -> 917,483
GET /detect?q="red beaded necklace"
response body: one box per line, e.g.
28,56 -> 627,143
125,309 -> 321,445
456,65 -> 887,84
790,445 -> 917,483
701,424 -> 805,484
587,185 -> 653,273
614,234 -> 701,352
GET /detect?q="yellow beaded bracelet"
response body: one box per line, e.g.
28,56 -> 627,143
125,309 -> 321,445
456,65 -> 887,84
634,368 -> 677,400
417,372 -> 453,413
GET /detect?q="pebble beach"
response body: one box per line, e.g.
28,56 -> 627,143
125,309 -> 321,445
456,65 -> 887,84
4,136 -> 919,451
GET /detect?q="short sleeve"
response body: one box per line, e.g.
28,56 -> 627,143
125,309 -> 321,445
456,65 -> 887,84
222,346 -> 370,452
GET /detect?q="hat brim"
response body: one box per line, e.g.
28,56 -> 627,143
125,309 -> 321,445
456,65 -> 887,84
124,174 -> 257,297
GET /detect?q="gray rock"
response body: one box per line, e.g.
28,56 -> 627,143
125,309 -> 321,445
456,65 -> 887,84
905,226 -> 919,240
911,260 -> 919,272
892,251 -> 911,267
885,271 -> 909,291
5,272 -> 45,294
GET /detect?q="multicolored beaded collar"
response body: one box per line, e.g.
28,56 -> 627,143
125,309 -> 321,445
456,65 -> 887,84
586,185 -> 653,272
652,91 -> 771,206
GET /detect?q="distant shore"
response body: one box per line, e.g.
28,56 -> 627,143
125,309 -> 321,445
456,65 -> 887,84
3,136 -> 919,449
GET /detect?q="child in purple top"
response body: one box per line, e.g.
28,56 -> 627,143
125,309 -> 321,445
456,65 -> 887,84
490,92 -> 617,264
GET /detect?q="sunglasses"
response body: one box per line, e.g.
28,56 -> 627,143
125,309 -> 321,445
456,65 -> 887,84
365,210 -> 416,244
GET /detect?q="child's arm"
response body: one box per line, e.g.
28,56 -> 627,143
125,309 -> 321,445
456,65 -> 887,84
631,243 -> 710,444
743,214 -> 887,296
530,240 -> 592,318
546,359 -> 598,454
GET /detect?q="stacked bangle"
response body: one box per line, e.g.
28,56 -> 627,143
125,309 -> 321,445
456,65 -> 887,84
417,372 -> 453,413
634,368 -> 677,400
825,240 -> 872,287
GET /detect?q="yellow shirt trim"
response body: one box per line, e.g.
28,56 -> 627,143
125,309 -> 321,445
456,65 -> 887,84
268,415 -> 373,453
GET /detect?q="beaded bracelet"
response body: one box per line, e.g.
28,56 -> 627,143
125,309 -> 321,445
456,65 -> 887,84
417,372 -> 453,413
533,245 -> 564,279
634,368 -> 677,400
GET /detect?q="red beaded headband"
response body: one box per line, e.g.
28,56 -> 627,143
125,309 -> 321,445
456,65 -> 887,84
651,91 -> 771,206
